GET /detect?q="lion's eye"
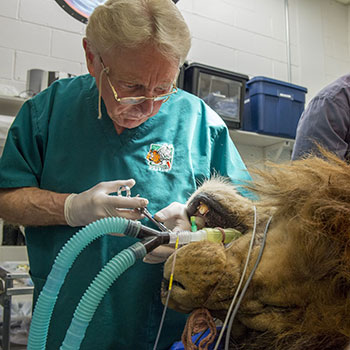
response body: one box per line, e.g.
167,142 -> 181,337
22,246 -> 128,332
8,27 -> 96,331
172,280 -> 186,290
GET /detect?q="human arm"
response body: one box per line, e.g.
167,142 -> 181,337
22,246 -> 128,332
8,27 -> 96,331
0,179 -> 148,227
0,187 -> 69,226
0,99 -> 148,227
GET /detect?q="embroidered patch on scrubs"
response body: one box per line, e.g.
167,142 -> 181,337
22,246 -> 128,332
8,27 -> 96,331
146,143 -> 174,172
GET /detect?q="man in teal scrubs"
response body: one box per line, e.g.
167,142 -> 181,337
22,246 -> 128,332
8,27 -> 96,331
0,0 -> 251,349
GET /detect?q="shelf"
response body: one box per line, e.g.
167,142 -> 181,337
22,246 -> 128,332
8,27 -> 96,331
0,220 -> 27,263
229,129 -> 295,148
0,95 -> 27,117
0,246 -> 28,263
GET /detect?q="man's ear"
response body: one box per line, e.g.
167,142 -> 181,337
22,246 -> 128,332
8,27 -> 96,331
83,38 -> 96,77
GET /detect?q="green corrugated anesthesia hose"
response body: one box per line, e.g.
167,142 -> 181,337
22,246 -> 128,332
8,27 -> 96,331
60,241 -> 146,350
27,217 -> 141,350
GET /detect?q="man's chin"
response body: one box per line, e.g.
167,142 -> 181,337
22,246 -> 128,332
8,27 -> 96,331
121,117 -> 150,129
109,114 -> 152,131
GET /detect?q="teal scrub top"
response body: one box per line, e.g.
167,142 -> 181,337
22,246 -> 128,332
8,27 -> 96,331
0,74 -> 251,350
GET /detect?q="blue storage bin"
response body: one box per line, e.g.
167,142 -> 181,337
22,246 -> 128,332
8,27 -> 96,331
242,76 -> 307,138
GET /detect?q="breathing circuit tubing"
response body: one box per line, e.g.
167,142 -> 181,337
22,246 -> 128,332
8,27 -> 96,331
27,216 -> 240,350
27,216 -> 168,350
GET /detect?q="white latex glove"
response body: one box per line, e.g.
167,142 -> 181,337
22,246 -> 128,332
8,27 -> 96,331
64,179 -> 148,227
143,202 -> 191,264
154,201 -> 191,231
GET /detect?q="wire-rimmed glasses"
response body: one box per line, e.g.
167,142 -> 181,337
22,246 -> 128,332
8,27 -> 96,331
100,57 -> 178,106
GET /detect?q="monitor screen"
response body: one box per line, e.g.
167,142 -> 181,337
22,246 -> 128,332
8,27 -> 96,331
198,72 -> 242,123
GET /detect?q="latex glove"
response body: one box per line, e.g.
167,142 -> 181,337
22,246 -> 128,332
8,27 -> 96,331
143,202 -> 190,264
153,202 -> 191,232
64,179 -> 148,227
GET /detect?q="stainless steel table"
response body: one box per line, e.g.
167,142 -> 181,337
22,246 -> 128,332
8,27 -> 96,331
0,266 -> 33,350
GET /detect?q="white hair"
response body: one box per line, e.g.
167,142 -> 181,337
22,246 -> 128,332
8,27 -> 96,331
86,0 -> 191,65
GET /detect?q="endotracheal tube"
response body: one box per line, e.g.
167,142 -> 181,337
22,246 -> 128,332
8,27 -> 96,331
137,222 -> 242,245
168,227 -> 242,245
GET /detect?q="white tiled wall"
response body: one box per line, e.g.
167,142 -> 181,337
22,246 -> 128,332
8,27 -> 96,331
0,0 -> 349,101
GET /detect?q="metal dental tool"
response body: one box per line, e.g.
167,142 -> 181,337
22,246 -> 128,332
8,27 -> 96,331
116,185 -> 169,232
140,207 -> 170,233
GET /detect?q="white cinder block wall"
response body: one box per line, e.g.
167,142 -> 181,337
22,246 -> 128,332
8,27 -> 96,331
348,5 -> 350,57
0,0 -> 87,95
0,0 -> 349,167
0,0 -> 349,100
177,0 -> 350,167
178,0 -> 350,102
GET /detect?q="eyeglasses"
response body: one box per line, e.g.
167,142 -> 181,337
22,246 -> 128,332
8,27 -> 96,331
99,57 -> 178,106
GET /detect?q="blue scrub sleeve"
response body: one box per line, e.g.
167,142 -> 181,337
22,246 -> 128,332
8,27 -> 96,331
0,101 -> 45,188
292,96 -> 350,160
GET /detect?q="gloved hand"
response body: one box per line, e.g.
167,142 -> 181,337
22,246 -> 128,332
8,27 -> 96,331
153,202 -> 191,232
143,202 -> 190,264
64,179 -> 148,227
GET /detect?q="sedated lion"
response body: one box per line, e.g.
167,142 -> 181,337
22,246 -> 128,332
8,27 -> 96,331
161,151 -> 350,350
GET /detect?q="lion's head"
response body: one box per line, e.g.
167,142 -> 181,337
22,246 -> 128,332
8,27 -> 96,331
162,151 -> 350,350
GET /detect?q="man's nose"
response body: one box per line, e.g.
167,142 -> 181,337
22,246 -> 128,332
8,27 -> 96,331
139,98 -> 154,115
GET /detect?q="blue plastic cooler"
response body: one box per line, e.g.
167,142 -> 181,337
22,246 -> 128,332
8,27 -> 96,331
242,76 -> 307,138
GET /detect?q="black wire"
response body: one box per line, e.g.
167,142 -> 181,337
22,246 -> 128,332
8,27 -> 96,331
194,327 -> 209,346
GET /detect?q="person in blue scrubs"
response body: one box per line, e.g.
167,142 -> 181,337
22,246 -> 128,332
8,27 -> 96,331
0,0 -> 252,349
